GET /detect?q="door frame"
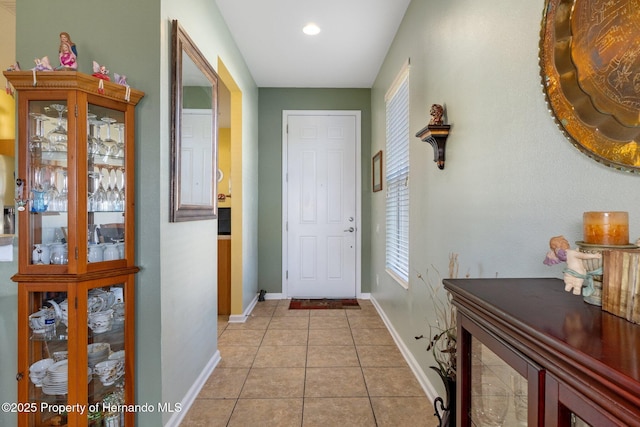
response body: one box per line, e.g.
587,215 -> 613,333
282,110 -> 362,298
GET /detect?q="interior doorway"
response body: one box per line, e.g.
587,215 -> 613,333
217,78 -> 232,315
282,110 -> 362,299
216,59 -> 242,316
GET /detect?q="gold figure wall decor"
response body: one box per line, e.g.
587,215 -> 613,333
540,0 -> 640,172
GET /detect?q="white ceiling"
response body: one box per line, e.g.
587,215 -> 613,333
1,0 -> 411,88
215,0 -> 411,88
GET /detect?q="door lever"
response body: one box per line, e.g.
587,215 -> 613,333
344,227 -> 355,232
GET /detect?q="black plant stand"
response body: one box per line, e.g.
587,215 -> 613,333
433,369 -> 456,427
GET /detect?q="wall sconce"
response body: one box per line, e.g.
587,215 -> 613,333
415,104 -> 451,170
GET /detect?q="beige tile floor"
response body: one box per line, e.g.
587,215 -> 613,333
180,299 -> 433,426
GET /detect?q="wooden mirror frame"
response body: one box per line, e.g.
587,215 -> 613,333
170,20 -> 219,221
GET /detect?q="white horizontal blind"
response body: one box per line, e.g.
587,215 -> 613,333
385,63 -> 410,284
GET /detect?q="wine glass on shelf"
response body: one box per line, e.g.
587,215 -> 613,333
45,104 -> 68,151
101,117 -> 118,158
94,168 -> 108,211
29,113 -> 50,155
114,123 -> 125,158
44,166 -> 60,211
106,168 -> 121,211
89,117 -> 107,157
117,169 -> 125,211
87,113 -> 99,156
87,167 -> 102,212
57,170 -> 68,212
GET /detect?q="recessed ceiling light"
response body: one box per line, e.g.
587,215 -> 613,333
303,23 -> 321,36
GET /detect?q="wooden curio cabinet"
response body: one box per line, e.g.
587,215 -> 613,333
444,278 -> 640,427
4,71 -> 144,426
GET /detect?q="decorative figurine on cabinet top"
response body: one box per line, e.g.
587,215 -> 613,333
92,61 -> 110,81
114,73 -> 127,86
58,32 -> 77,70
32,56 -> 53,71
429,104 -> 444,126
544,235 -> 602,296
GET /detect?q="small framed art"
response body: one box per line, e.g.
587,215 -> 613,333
372,150 -> 383,192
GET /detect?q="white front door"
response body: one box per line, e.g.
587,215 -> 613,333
284,111 -> 360,298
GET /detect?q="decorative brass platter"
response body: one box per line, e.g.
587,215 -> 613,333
540,0 -> 640,172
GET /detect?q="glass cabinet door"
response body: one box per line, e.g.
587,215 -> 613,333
26,100 -> 70,269
85,282 -> 127,426
470,336 -> 528,426
25,288 -> 70,426
86,103 -> 126,265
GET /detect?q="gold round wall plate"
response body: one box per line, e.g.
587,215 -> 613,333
540,0 -> 640,172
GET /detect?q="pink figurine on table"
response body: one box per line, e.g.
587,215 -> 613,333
544,235 -> 602,296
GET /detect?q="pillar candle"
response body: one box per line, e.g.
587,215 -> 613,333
583,211 -> 629,245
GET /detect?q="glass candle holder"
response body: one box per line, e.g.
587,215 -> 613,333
583,211 -> 629,245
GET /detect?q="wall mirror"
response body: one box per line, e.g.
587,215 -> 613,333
540,0 -> 640,173
170,19 -> 219,221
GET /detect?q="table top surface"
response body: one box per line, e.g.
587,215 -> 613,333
443,278 -> 640,384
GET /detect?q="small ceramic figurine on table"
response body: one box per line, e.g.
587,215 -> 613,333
92,61 -> 110,81
544,235 -> 602,296
429,104 -> 444,125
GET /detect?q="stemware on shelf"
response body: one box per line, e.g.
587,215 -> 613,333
114,123 -> 125,157
29,113 -> 50,155
45,104 -> 68,152
100,117 -> 118,157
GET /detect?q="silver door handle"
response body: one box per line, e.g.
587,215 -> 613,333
344,227 -> 354,232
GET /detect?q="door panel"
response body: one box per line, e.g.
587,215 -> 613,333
286,114 -> 357,298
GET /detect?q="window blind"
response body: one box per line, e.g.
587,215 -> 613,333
385,64 -> 410,285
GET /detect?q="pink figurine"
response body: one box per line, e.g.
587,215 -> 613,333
92,61 -> 110,81
59,42 -> 77,70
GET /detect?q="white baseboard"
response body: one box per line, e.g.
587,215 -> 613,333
228,293 -> 260,323
370,296 -> 438,402
264,292 -> 285,300
163,350 -> 221,427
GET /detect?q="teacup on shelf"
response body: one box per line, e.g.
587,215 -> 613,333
94,359 -> 120,386
89,309 -> 114,334
29,358 -> 54,387
28,308 -> 56,335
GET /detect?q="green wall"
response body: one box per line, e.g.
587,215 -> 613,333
257,88 -> 372,295
183,86 -> 213,109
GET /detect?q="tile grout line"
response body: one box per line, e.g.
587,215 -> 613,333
348,307 -> 380,427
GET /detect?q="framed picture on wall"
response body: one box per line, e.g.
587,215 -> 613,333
372,150 -> 383,192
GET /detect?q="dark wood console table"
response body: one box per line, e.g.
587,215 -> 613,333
443,278 -> 640,427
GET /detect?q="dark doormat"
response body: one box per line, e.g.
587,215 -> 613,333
289,298 -> 360,310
